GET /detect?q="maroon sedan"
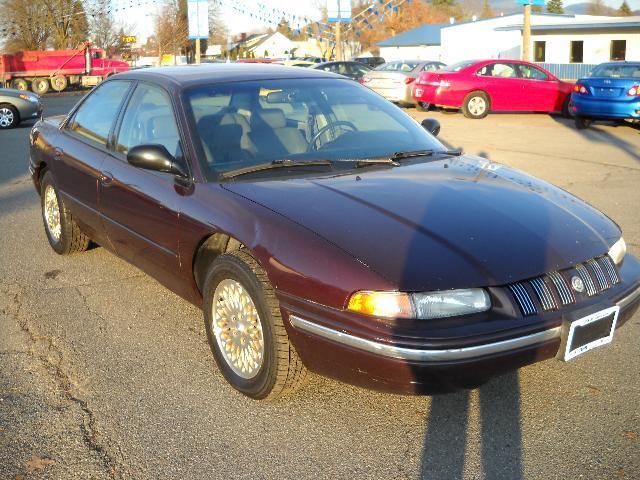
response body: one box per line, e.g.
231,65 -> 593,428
30,65 -> 640,399
413,59 -> 574,119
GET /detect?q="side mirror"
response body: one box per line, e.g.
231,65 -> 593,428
127,144 -> 188,177
421,118 -> 441,137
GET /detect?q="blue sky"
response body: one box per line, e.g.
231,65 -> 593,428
114,0 -> 640,44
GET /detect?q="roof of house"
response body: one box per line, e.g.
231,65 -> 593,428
377,24 -> 447,47
496,16 -> 640,32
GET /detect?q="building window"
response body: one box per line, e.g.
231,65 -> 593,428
610,40 -> 626,61
534,41 -> 546,62
570,41 -> 584,63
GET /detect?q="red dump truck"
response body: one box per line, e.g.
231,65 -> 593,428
0,42 -> 129,95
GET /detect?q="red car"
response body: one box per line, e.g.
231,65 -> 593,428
413,59 -> 574,119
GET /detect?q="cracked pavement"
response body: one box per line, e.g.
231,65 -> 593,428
0,96 -> 638,479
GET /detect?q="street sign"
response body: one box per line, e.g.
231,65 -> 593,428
327,0 -> 352,22
515,0 -> 546,5
188,0 -> 209,40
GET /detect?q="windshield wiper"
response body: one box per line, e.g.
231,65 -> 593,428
390,149 -> 463,161
219,159 -> 333,180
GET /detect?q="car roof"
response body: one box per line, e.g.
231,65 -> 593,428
112,64 -> 342,89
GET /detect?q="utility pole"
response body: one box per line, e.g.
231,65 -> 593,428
522,3 -> 531,61
196,38 -> 201,64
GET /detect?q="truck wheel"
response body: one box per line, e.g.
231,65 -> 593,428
40,171 -> 90,255
12,79 -> 29,91
462,91 -> 490,119
202,249 -> 307,400
0,104 -> 19,129
51,75 -> 68,92
31,78 -> 50,95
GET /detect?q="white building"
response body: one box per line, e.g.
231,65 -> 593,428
378,14 -> 640,72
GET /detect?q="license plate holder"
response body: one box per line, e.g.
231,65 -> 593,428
563,306 -> 619,361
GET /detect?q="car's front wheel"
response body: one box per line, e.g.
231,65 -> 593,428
462,91 -> 490,119
416,101 -> 431,112
203,250 -> 307,400
574,116 -> 593,129
40,171 -> 89,255
0,104 -> 19,129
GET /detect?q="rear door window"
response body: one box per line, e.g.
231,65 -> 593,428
477,63 -> 518,78
67,80 -> 131,147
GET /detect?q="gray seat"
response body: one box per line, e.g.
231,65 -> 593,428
219,112 -> 254,153
200,123 -> 252,166
249,109 -> 308,158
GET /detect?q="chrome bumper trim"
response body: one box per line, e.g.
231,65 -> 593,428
289,315 -> 561,362
617,286 -> 640,310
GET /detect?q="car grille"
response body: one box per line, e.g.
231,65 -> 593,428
507,255 -> 620,317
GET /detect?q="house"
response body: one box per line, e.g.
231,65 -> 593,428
229,32 -> 294,58
378,14 -> 639,75
378,24 -> 446,62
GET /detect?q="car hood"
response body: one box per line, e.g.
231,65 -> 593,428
223,156 -> 620,291
0,88 -> 37,99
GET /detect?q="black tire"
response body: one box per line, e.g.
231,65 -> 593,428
202,250 -> 307,400
0,104 -> 19,129
31,78 -> 50,95
561,95 -> 573,118
416,101 -> 430,112
461,91 -> 490,119
574,116 -> 593,130
51,75 -> 68,92
12,78 -> 29,91
40,171 -> 89,255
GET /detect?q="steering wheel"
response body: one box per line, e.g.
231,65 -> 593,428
309,121 -> 358,151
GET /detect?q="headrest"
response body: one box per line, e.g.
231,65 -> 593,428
252,109 -> 286,129
220,112 -> 250,130
210,124 -> 243,148
148,114 -> 177,139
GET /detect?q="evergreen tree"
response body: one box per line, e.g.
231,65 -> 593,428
480,0 -> 494,18
546,0 -> 564,13
618,0 -> 632,15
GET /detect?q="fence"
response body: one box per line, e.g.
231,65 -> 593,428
536,63 -> 598,81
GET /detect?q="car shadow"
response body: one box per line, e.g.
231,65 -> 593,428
419,371 -> 523,480
549,115 -> 640,162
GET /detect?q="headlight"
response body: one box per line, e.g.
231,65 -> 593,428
608,237 -> 626,265
18,94 -> 39,103
347,288 -> 491,319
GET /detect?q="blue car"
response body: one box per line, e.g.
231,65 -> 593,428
571,61 -> 640,129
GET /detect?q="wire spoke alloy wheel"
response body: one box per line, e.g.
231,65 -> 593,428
0,108 -> 14,127
212,279 -> 265,379
43,185 -> 62,241
468,97 -> 486,116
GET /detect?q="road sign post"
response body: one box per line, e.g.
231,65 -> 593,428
327,0 -> 351,61
188,0 -> 209,64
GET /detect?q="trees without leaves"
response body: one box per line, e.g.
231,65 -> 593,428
546,0 -> 564,14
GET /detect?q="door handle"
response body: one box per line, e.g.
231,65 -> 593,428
99,172 -> 114,186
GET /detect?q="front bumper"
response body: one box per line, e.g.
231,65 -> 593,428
282,255 -> 640,394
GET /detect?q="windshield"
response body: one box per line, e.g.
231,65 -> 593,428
441,60 -> 476,72
375,61 -> 419,72
590,63 -> 640,79
184,78 -> 444,181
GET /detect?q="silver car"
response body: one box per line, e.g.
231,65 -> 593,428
0,88 -> 42,129
362,60 -> 445,106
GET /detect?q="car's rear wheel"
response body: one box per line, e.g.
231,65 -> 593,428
40,172 -> 89,255
0,104 -> 19,129
31,78 -> 50,95
203,250 -> 307,400
574,116 -> 593,130
462,91 -> 490,119
416,101 -> 430,112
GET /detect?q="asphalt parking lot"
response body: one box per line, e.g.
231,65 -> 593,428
0,95 -> 638,480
